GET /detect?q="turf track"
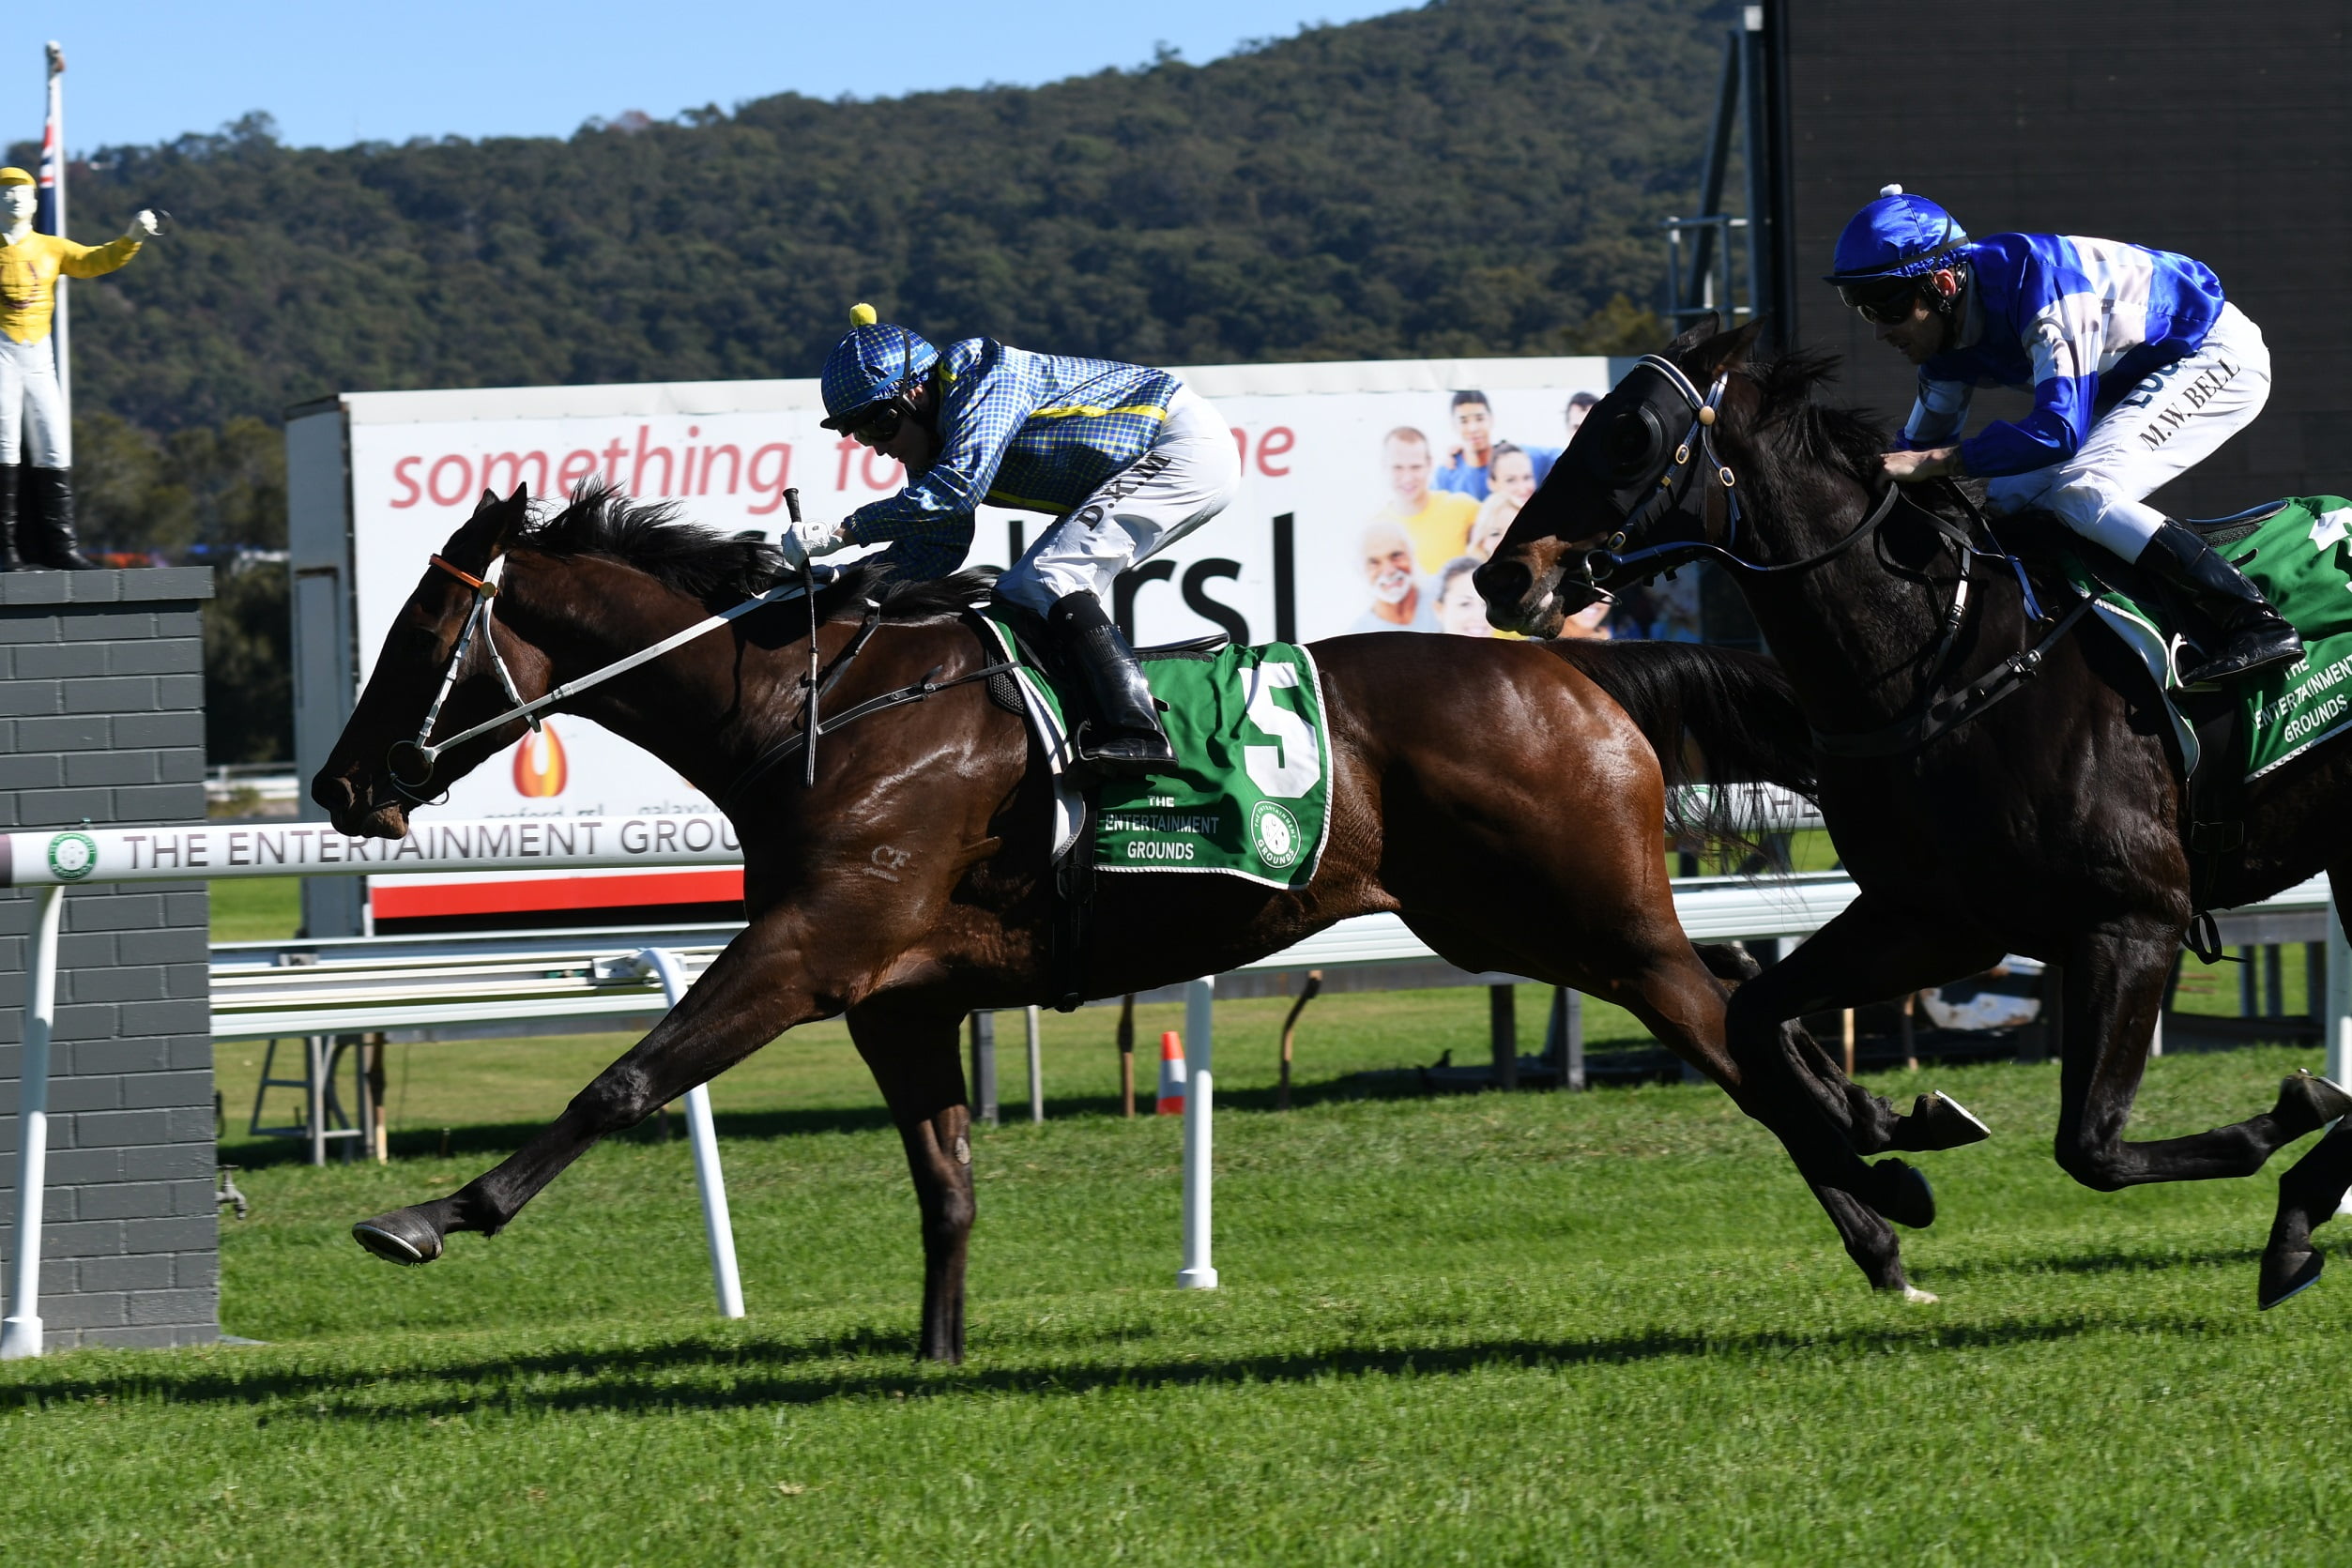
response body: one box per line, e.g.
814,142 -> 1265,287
6,1016 -> 2347,1564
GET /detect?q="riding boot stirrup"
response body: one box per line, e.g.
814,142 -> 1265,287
1046,591 -> 1175,776
2137,520 -> 2301,685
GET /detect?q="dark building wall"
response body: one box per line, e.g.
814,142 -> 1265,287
1781,3 -> 2351,518
0,569 -> 217,1349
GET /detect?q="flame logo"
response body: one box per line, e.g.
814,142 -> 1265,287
512,723 -> 569,798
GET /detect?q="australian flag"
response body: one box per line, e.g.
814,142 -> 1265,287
36,41 -> 61,236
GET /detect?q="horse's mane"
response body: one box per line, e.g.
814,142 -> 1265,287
513,483 -> 1000,620
1737,348 -> 1892,490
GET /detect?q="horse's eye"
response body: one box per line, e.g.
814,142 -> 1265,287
1608,406 -> 1665,481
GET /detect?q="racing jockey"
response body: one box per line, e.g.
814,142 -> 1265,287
787,304 -> 1241,774
1826,185 -> 2299,685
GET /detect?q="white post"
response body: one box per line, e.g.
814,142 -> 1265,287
42,43 -> 67,415
2329,897 -> 2351,1088
1025,1004 -> 1043,1124
636,949 -> 743,1319
2,884 -> 66,1360
1177,975 -> 1218,1289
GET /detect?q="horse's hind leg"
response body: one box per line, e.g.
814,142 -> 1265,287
846,997 -> 976,1362
1692,940 -> 1988,1156
1586,942 -> 1927,1294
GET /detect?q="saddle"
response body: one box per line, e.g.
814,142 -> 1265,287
978,599 -> 1337,1010
2028,496 -> 2350,955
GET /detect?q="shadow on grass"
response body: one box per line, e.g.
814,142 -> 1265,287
2,1305 -> 2237,1420
1922,1243 -> 2264,1283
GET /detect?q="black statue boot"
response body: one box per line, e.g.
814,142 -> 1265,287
0,464 -> 22,571
2137,520 -> 2300,684
1046,590 -> 1176,775
21,466 -> 95,570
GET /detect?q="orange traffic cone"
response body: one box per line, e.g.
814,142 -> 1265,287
1155,1030 -> 1186,1115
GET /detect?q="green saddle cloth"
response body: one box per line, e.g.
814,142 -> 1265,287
2064,495 -> 2352,781
976,615 -> 1335,889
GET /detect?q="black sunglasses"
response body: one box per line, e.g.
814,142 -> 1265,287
1839,279 -> 1923,327
848,401 -> 906,445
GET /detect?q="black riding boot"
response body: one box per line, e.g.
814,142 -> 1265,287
2136,520 -> 2300,684
0,465 -> 21,571
21,466 -> 95,570
1047,590 -> 1175,775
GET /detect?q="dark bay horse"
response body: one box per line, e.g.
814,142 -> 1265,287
316,486 -> 1972,1359
1477,317 -> 2352,1307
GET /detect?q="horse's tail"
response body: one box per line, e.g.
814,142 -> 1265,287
1545,640 -> 1818,865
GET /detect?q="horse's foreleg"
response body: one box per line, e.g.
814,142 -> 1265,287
847,998 -> 975,1362
2052,922 -> 2350,1195
351,914 -> 826,1268
2260,862 -> 2352,1308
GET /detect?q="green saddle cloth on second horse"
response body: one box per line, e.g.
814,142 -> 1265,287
976,613 -> 1336,889
2067,495 -> 2352,781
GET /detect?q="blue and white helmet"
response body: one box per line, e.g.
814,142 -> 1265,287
818,303 -> 939,431
1824,185 -> 1971,283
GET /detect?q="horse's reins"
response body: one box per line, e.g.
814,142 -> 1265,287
391,546 -> 1022,815
388,551 -> 813,799
1592,354 -> 2093,760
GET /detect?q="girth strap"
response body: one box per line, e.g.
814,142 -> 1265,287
1811,596 -> 2096,759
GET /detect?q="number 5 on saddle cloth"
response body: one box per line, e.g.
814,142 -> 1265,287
974,610 -> 1335,1008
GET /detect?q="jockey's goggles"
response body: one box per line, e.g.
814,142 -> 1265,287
845,399 -> 906,447
1838,277 -> 1925,326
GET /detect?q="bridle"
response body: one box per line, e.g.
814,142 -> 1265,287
1581,354 -> 2093,759
385,552 -> 811,800
384,549 -> 1019,815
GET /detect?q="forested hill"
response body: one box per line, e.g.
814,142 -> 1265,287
45,0 -> 1729,438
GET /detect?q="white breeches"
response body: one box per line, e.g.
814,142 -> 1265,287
995,385 -> 1243,615
1984,302 -> 2268,558
0,336 -> 67,468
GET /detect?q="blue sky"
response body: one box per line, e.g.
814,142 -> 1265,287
0,2 -> 1415,152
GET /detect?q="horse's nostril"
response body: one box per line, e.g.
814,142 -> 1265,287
1475,559 -> 1532,606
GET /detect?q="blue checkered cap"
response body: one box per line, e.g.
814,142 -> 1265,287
819,306 -> 939,429
1824,185 -> 1970,283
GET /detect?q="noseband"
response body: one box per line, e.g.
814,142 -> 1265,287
386,555 -> 542,800
1585,356 -> 2095,761
385,553 -> 814,800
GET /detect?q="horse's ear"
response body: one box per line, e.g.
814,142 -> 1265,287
1664,312 -> 1721,357
1672,317 -> 1768,380
442,484 -> 530,570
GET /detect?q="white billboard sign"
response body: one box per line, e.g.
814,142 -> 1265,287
290,353 -> 1627,930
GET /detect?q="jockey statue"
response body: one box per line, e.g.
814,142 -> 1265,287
0,166 -> 158,570
1826,185 -> 2299,685
787,304 -> 1241,773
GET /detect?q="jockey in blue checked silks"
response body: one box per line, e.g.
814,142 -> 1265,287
784,304 -> 1241,773
1828,185 -> 2301,685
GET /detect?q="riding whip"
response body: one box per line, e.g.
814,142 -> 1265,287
786,487 -> 818,786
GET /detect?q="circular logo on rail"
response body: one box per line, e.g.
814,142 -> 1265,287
46,831 -> 97,882
1250,800 -> 1302,870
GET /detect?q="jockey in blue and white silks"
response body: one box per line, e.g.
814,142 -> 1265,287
1826,186 -> 2299,684
784,304 -> 1241,773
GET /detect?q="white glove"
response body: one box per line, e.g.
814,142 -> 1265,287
778,519 -> 848,570
126,209 -> 159,239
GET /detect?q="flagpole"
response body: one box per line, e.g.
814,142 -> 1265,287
41,42 -> 65,413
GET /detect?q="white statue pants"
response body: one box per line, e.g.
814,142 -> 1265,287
996,384 -> 1243,615
1985,302 -> 2268,558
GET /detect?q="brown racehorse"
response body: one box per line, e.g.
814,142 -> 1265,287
316,486 -> 1973,1361
1476,317 -> 2352,1308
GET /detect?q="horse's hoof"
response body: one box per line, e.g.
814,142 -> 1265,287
1901,1285 -> 1940,1305
2284,1071 -> 2352,1133
1872,1158 -> 1936,1229
2259,1246 -> 2323,1310
353,1210 -> 443,1266
1895,1091 -> 1992,1152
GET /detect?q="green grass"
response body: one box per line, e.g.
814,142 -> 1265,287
208,877 -> 301,943
11,1028 -> 2352,1564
